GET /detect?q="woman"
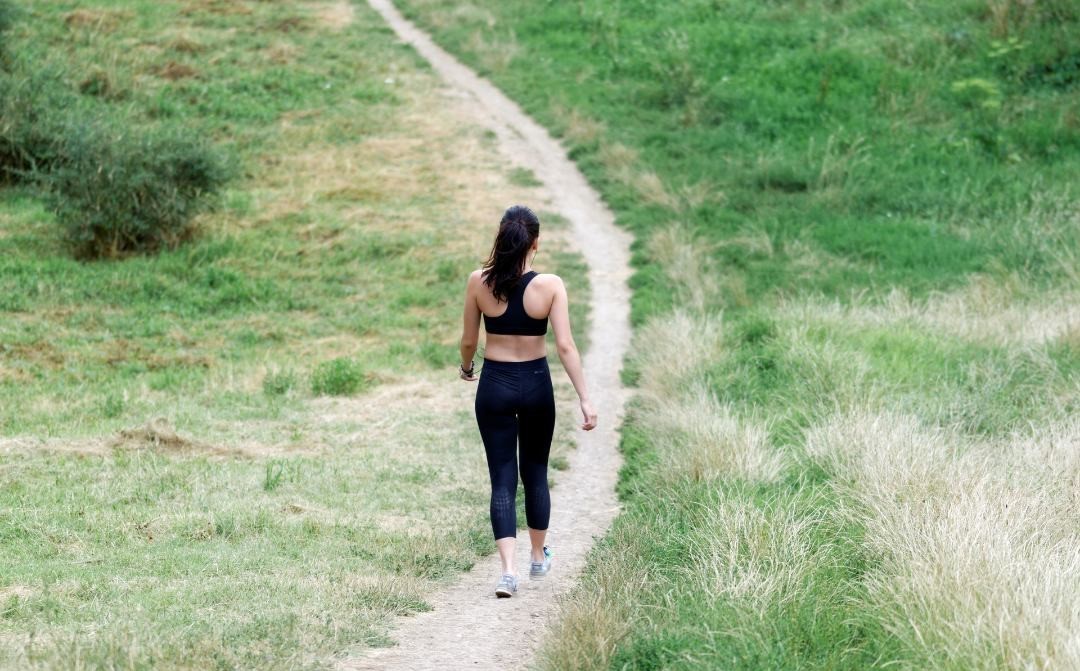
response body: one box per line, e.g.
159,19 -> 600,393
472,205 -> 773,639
459,204 -> 597,598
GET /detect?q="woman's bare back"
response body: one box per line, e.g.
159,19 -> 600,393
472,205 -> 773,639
470,268 -> 557,362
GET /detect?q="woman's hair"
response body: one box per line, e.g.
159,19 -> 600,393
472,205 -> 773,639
481,205 -> 540,302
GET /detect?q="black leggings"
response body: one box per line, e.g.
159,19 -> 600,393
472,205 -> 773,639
474,356 -> 555,540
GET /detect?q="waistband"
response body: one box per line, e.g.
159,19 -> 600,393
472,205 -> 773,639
481,356 -> 550,372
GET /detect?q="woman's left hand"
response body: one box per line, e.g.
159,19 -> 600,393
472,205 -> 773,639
459,363 -> 478,382
580,399 -> 598,431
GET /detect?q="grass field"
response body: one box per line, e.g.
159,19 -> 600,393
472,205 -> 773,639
0,1 -> 588,668
396,1 -> 1080,668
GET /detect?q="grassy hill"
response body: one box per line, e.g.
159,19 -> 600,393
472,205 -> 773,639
397,1 -> 1080,668
0,1 -> 587,667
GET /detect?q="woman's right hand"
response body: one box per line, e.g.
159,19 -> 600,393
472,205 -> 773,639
580,399 -> 597,431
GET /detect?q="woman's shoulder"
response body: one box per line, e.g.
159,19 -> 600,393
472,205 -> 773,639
532,272 -> 564,285
530,272 -> 565,296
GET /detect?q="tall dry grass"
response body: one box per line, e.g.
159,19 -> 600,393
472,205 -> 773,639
538,225 -> 800,669
681,488 -> 836,608
806,412 -> 1080,669
542,212 -> 1078,668
779,279 -> 1080,347
535,526 -> 648,671
641,382 -> 782,484
646,224 -> 719,313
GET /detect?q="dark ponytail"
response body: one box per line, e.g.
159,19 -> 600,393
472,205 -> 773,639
482,205 -> 540,302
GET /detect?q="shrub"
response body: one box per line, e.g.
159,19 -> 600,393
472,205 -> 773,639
310,357 -> 367,396
0,0 -> 16,43
0,68 -> 72,182
40,120 -> 228,258
2,4 -> 228,258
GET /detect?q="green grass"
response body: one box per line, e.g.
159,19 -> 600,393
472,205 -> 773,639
0,0 -> 423,436
0,1 -> 589,440
399,0 -> 1079,313
5,0 -> 1076,666
310,357 -> 368,396
594,477 -> 889,670
1,443 -> 489,667
396,0 -> 1080,668
0,1 -> 590,668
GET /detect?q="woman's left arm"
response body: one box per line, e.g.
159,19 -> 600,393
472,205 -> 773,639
459,271 -> 482,381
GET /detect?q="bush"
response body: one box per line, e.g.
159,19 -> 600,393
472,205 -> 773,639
0,69 -> 72,182
1,4 -> 230,259
0,0 -> 16,42
2,70 -> 229,258
311,357 -> 367,396
0,1 -> 21,73
40,120 -> 228,258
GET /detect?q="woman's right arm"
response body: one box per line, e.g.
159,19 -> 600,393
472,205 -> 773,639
459,271 -> 482,381
548,276 -> 597,431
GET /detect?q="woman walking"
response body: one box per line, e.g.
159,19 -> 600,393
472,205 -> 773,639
458,205 -> 597,598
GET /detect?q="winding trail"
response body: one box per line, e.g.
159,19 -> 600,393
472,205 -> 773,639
338,1 -> 633,669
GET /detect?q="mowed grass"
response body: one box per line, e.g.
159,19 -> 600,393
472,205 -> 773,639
396,1 -> 1080,669
0,1 -> 588,668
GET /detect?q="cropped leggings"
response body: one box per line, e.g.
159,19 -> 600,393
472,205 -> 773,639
474,357 -> 555,540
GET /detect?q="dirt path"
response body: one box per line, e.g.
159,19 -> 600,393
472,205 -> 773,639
337,1 -> 633,669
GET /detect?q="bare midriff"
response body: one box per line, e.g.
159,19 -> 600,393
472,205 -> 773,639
483,333 -> 547,362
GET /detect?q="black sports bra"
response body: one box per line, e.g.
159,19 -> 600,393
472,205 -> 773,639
483,271 -> 549,336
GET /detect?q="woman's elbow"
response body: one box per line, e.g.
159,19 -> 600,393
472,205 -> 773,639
461,335 -> 479,348
556,339 -> 577,357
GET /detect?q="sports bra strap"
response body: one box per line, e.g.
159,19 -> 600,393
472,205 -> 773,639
483,271 -> 548,336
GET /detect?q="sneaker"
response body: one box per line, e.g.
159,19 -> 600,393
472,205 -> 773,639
494,573 -> 518,598
530,546 -> 552,578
